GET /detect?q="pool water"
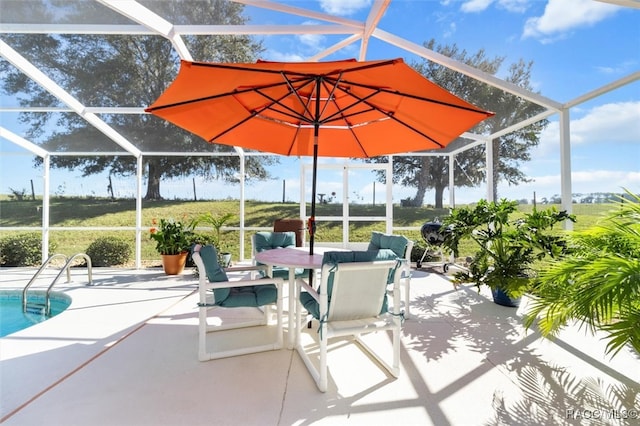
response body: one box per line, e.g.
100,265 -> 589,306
0,290 -> 72,337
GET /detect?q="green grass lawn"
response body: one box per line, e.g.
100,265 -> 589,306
0,196 -> 615,265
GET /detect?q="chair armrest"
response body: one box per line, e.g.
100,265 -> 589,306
203,276 -> 283,291
224,264 -> 268,273
298,280 -> 320,303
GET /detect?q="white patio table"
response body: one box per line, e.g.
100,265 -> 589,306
254,246 -> 343,348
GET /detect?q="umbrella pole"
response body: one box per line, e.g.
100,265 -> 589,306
309,78 -> 322,257
309,135 -> 318,256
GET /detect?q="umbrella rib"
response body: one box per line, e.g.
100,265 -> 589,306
319,83 -> 383,125
323,78 -> 447,148
146,79 -> 297,111
316,73 -> 345,123
324,76 -> 491,116
252,87 -> 314,124
188,58 -> 400,79
207,112 -> 260,143
208,78 -> 316,143
282,73 -> 316,125
321,78 -> 380,157
208,81 -> 313,142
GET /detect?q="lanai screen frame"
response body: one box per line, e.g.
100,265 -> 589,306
1,0 -> 638,267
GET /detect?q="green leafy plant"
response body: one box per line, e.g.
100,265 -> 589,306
191,212 -> 235,253
0,232 -> 57,266
86,236 -> 132,266
442,199 -> 574,299
149,217 -> 194,255
524,190 -> 640,356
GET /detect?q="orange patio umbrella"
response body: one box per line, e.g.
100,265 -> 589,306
145,58 -> 494,254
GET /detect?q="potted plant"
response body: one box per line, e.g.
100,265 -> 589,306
191,212 -> 235,267
149,217 -> 195,275
442,199 -> 574,307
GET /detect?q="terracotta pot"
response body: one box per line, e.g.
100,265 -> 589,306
161,252 -> 188,275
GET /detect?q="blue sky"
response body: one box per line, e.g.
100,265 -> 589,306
1,0 -> 638,205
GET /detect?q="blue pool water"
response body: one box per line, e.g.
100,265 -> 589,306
0,290 -> 72,337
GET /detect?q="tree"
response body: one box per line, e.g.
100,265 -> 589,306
0,0 -> 276,200
367,40 -> 548,207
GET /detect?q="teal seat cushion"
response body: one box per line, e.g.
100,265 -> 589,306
301,251 -> 396,319
218,284 -> 278,307
195,245 -> 230,303
196,244 -> 278,307
368,231 -> 409,258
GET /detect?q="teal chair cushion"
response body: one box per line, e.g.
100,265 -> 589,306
368,231 -> 409,258
254,231 -> 310,279
254,231 -> 296,251
196,245 -> 231,303
196,244 -> 277,307
300,251 -> 397,319
217,284 -> 278,308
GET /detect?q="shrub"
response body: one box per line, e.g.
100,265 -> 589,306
86,237 -> 132,266
0,233 -> 57,266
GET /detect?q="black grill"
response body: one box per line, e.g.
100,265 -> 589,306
417,220 -> 450,272
420,221 -> 445,246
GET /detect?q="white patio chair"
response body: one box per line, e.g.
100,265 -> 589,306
368,232 -> 414,317
251,231 -> 311,281
400,239 -> 414,317
295,259 -> 404,392
192,244 -> 283,361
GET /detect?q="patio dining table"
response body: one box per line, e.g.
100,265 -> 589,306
254,246 -> 340,348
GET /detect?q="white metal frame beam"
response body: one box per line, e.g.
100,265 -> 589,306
232,0 -> 363,28
0,127 -> 48,158
359,0 -> 391,61
0,24 -> 360,36
595,0 -> 640,8
97,0 -> 193,61
372,28 -> 563,111
0,39 -> 142,157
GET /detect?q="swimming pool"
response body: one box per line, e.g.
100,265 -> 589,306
0,290 -> 72,337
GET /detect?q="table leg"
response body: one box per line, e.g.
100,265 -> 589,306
288,266 -> 296,349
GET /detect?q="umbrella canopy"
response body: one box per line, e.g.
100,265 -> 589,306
146,58 -> 494,253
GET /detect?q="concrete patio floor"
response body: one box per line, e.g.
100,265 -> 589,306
1,264 -> 638,425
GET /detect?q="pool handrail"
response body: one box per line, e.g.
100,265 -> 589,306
22,253 -> 93,315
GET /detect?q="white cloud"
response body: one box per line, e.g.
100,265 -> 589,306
318,0 -> 371,16
298,32 -> 325,50
443,21 -> 457,39
460,0 -> 528,13
570,101 -> 640,143
526,170 -> 639,196
595,60 -> 638,75
494,100 -> 640,201
537,101 -> 640,154
263,22 -> 328,61
461,0 -> 494,13
265,51 -> 306,62
498,0 -> 529,13
523,0 -> 621,41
